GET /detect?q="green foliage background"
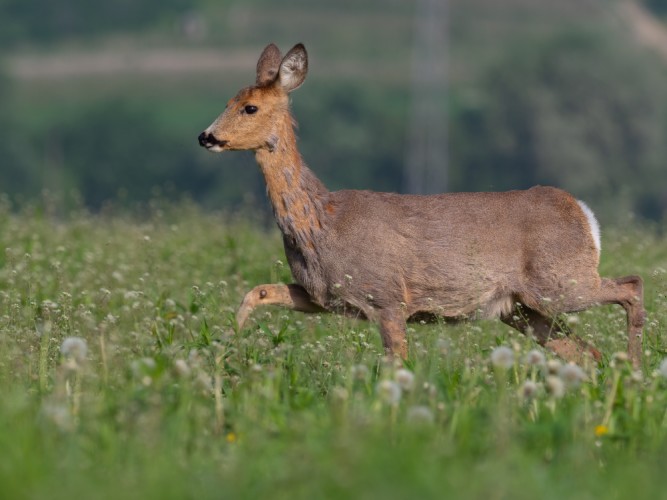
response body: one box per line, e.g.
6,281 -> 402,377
0,0 -> 666,221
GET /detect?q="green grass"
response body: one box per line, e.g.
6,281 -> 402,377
1,198 -> 667,499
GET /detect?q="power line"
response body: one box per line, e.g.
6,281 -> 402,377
404,0 -> 448,195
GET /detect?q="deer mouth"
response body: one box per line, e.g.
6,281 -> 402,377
198,131 -> 229,152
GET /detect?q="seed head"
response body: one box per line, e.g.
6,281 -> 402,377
395,368 -> 415,392
520,380 -> 540,400
524,349 -> 546,367
558,363 -> 586,388
545,375 -> 565,398
376,380 -> 402,406
60,337 -> 88,364
406,405 -> 435,425
659,358 -> 667,379
490,346 -> 514,369
546,359 -> 562,375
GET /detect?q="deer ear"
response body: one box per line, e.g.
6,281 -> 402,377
277,43 -> 308,93
256,43 -> 283,86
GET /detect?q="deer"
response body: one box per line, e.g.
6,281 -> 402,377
198,43 -> 646,368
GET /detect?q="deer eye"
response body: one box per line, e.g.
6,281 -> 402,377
244,105 -> 258,115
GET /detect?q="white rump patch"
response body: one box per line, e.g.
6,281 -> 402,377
577,200 -> 601,255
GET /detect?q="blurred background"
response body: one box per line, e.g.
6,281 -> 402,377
0,0 -> 666,223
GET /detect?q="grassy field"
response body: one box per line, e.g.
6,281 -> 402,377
1,198 -> 667,499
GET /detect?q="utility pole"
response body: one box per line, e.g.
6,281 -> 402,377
404,0 -> 448,195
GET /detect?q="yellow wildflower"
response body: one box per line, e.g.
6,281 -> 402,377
594,425 -> 609,437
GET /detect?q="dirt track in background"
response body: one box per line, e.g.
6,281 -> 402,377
7,47 -> 406,83
9,48 -> 258,80
7,2 -> 667,83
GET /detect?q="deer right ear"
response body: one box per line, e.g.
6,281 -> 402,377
277,43 -> 308,93
256,43 -> 283,86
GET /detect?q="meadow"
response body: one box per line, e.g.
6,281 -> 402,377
1,197 -> 667,499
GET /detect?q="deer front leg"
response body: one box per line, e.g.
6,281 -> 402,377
379,310 -> 408,360
236,283 -> 326,330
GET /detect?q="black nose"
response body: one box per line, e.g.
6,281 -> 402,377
198,131 -> 228,148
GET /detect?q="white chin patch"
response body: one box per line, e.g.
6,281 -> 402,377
577,200 -> 601,256
207,145 -> 224,153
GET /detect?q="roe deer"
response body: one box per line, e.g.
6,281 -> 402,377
198,43 -> 646,367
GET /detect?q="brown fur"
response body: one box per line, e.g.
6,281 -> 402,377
199,43 -> 646,367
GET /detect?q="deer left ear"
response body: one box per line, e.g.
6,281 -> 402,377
277,43 -> 308,93
256,43 -> 283,86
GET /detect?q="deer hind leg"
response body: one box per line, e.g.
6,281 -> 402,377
562,275 -> 646,369
501,304 -> 602,365
379,310 -> 408,360
236,284 -> 326,330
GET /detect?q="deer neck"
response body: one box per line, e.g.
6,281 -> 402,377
254,115 -> 328,252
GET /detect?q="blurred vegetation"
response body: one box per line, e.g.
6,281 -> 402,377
452,29 -> 667,220
0,0 -> 194,45
646,0 -> 667,16
0,0 -> 666,222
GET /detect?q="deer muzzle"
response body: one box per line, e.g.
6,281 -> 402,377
198,131 -> 228,151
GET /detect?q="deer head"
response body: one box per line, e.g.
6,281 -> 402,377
198,43 -> 308,152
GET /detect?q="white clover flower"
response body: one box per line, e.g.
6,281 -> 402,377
490,346 -> 514,369
42,403 -> 74,432
376,380 -> 402,406
60,337 -> 88,363
545,375 -> 565,398
251,363 -> 263,373
173,359 -> 190,377
131,357 -> 156,377
521,380 -> 540,400
195,373 -> 213,393
42,300 -> 59,311
613,352 -> 629,363
524,349 -> 546,367
331,387 -> 349,402
659,358 -> 667,379
407,405 -> 435,425
395,368 -> 415,392
141,357 -> 156,370
558,363 -> 586,388
437,338 -> 451,356
351,364 -> 370,381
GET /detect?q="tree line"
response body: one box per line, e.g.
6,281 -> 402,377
0,2 -> 666,223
